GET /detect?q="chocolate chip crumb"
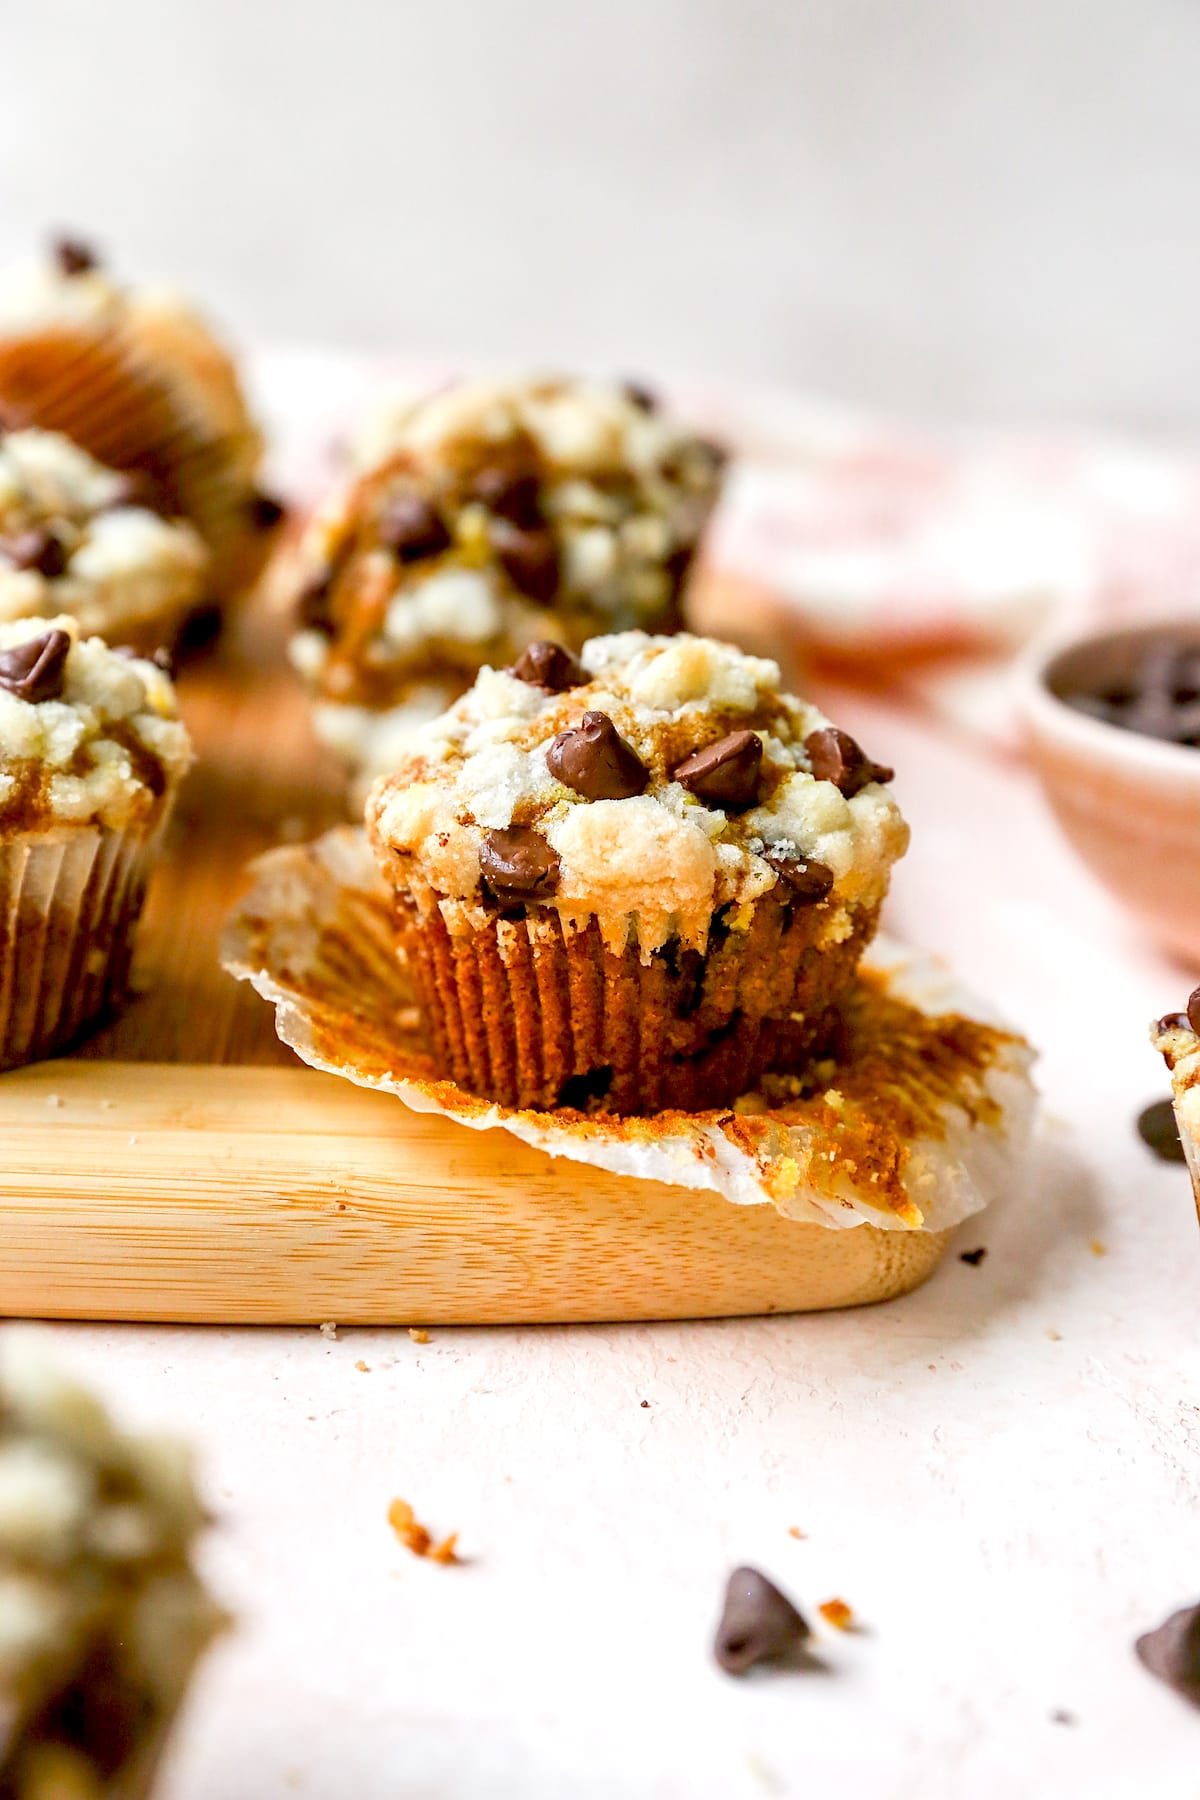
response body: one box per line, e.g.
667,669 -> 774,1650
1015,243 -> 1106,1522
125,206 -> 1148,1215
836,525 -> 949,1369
640,1399 -> 649,1408
509,640 -> 586,692
959,1246 -> 988,1266
1136,1603 -> 1200,1706
479,827 -> 560,903
715,1567 -> 810,1676
378,492 -> 451,563
0,628 -> 71,703
764,847 -> 835,904
547,711 -> 648,801
805,727 -> 893,798
52,234 -> 99,277
1137,1099 -> 1187,1164
673,730 -> 763,809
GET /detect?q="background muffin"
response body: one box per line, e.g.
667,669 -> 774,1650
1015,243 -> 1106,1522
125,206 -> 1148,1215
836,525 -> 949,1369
0,427 -> 207,650
0,615 -> 192,1070
289,375 -> 726,787
368,630 -> 906,1113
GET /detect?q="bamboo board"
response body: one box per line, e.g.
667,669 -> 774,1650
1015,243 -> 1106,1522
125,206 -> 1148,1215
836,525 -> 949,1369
0,596 -> 951,1323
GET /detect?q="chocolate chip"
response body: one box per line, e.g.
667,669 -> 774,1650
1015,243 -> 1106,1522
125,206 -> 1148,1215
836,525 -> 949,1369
763,846 -> 835,903
623,379 -> 658,412
714,1567 -> 810,1676
1136,1603 -> 1200,1706
52,235 -> 99,277
0,628 -> 71,703
492,521 -> 559,604
1158,1012 -> 1192,1033
672,730 -> 763,809
296,576 -> 335,634
479,827 -> 560,904
469,467 -> 542,527
1189,986 -> 1200,1034
509,640 -> 586,692
805,727 -> 894,798
547,711 -> 648,801
249,491 -> 286,530
1137,1099 -> 1187,1163
1,528 -> 68,578
378,492 -> 451,563
959,1246 -> 988,1266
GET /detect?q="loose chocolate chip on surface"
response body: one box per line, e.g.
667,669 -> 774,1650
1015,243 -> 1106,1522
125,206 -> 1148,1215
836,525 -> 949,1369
1,528 -> 68,578
479,827 -> 560,904
714,1567 -> 810,1676
959,1246 -> 988,1266
1189,985 -> 1200,1034
249,491 -> 286,530
492,521 -> 559,604
378,493 -> 451,563
805,726 -> 894,798
469,467 -> 542,527
1137,1099 -> 1187,1164
763,846 -> 835,903
0,628 -> 71,703
547,710 -> 648,801
673,730 -> 763,809
52,235 -> 99,277
509,640 -> 586,692
1136,1603 -> 1200,1706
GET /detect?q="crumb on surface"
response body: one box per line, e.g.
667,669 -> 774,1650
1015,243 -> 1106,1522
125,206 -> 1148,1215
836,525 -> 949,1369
46,1093 -> 62,1108
355,1359 -> 369,1372
319,1321 -> 338,1340
1051,1709 -> 1078,1727
818,1598 -> 855,1631
1089,1239 -> 1108,1257
640,1399 -> 650,1408
787,1525 -> 806,1540
1046,1328 -> 1063,1341
408,1327 -> 430,1343
388,1497 -> 459,1563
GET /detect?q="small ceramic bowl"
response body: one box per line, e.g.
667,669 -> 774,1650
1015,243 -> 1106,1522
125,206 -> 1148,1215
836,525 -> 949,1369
1020,621 -> 1200,967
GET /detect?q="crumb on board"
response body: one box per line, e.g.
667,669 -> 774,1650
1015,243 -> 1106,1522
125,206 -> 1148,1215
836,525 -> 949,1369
319,1322 -> 338,1340
959,1246 -> 987,1267
355,1359 -> 369,1372
99,1099 -> 113,1110
640,1399 -> 650,1408
127,1135 -> 138,1146
387,1497 -> 459,1564
1046,1328 -> 1063,1341
787,1526 -> 806,1540
1089,1239 -> 1108,1257
408,1328 -> 430,1344
46,1093 -> 62,1108
818,1598 -> 856,1631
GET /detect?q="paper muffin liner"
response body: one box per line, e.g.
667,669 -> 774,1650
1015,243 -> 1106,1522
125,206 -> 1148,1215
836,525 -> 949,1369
0,821 -> 162,1071
390,880 -> 877,1113
221,827 -> 1037,1232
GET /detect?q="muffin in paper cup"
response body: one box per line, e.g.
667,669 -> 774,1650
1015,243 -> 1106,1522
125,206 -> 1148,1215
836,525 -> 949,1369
1152,1002 -> 1200,1216
367,630 -> 907,1114
288,372 -> 726,791
0,614 -> 192,1070
0,238 -> 276,603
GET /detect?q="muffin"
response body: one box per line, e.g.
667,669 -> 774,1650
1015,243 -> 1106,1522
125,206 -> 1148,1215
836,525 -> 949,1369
290,375 -> 726,787
367,630 -> 907,1113
0,427 -> 207,651
1152,992 -> 1200,1212
0,1330 -> 224,1799
0,237 -> 275,602
0,615 -> 192,1070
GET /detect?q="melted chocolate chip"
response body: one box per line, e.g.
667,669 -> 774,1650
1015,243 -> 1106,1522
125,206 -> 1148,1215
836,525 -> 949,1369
1137,1099 -> 1187,1164
469,467 -> 542,527
1136,1603 -> 1200,1706
714,1567 -> 810,1676
672,730 -> 763,809
764,846 -> 835,903
805,727 -> 894,798
492,521 -> 559,604
479,827 -> 560,904
1,528 -> 68,578
52,235 -> 99,277
1189,986 -> 1200,1034
0,628 -> 71,702
378,493 -> 451,563
547,711 -> 648,801
509,640 -> 586,692
249,490 -> 286,530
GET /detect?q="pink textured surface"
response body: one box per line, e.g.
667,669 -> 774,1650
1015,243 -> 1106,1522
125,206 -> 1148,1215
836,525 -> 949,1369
31,357 -> 1200,1798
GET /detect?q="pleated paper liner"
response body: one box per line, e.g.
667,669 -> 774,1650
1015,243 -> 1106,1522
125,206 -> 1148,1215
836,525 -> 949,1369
221,827 -> 1037,1237
0,823 -> 162,1072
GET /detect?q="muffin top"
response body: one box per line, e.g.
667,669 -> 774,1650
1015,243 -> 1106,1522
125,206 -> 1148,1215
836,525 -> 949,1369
290,375 -> 725,712
368,631 -> 908,956
0,428 -> 208,637
0,615 -> 193,834
1153,999 -> 1200,1150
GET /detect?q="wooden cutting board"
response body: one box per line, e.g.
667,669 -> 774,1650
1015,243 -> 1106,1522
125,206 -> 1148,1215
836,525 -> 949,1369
0,593 -> 950,1323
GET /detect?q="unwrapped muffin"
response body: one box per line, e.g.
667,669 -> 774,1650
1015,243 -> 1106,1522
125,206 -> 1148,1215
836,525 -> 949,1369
0,615 -> 192,1069
290,375 -> 725,787
367,630 -> 906,1113
0,238 -> 275,602
0,1330 -> 224,1799
0,427 -> 207,650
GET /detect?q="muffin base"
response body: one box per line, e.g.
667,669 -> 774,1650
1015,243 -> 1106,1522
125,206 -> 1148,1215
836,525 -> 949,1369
0,824 -> 160,1072
397,891 -> 878,1114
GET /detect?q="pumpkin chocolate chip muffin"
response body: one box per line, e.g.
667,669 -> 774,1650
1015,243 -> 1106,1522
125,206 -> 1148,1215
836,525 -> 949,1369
367,630 -> 906,1113
290,375 -> 726,787
0,427 -> 207,651
0,615 -> 192,1070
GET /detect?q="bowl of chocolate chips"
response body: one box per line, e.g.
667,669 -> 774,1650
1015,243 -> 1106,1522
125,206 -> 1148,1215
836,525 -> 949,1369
1021,621 -> 1200,965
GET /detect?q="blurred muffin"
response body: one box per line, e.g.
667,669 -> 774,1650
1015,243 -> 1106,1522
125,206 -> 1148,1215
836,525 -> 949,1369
367,630 -> 906,1113
290,375 -> 726,787
0,427 -> 207,652
1152,995 -> 1200,1212
0,1329 -> 224,1800
0,615 -> 192,1070
0,237 -> 276,603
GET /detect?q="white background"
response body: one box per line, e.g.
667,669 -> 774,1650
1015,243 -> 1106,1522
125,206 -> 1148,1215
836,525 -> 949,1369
4,0 -> 1200,427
